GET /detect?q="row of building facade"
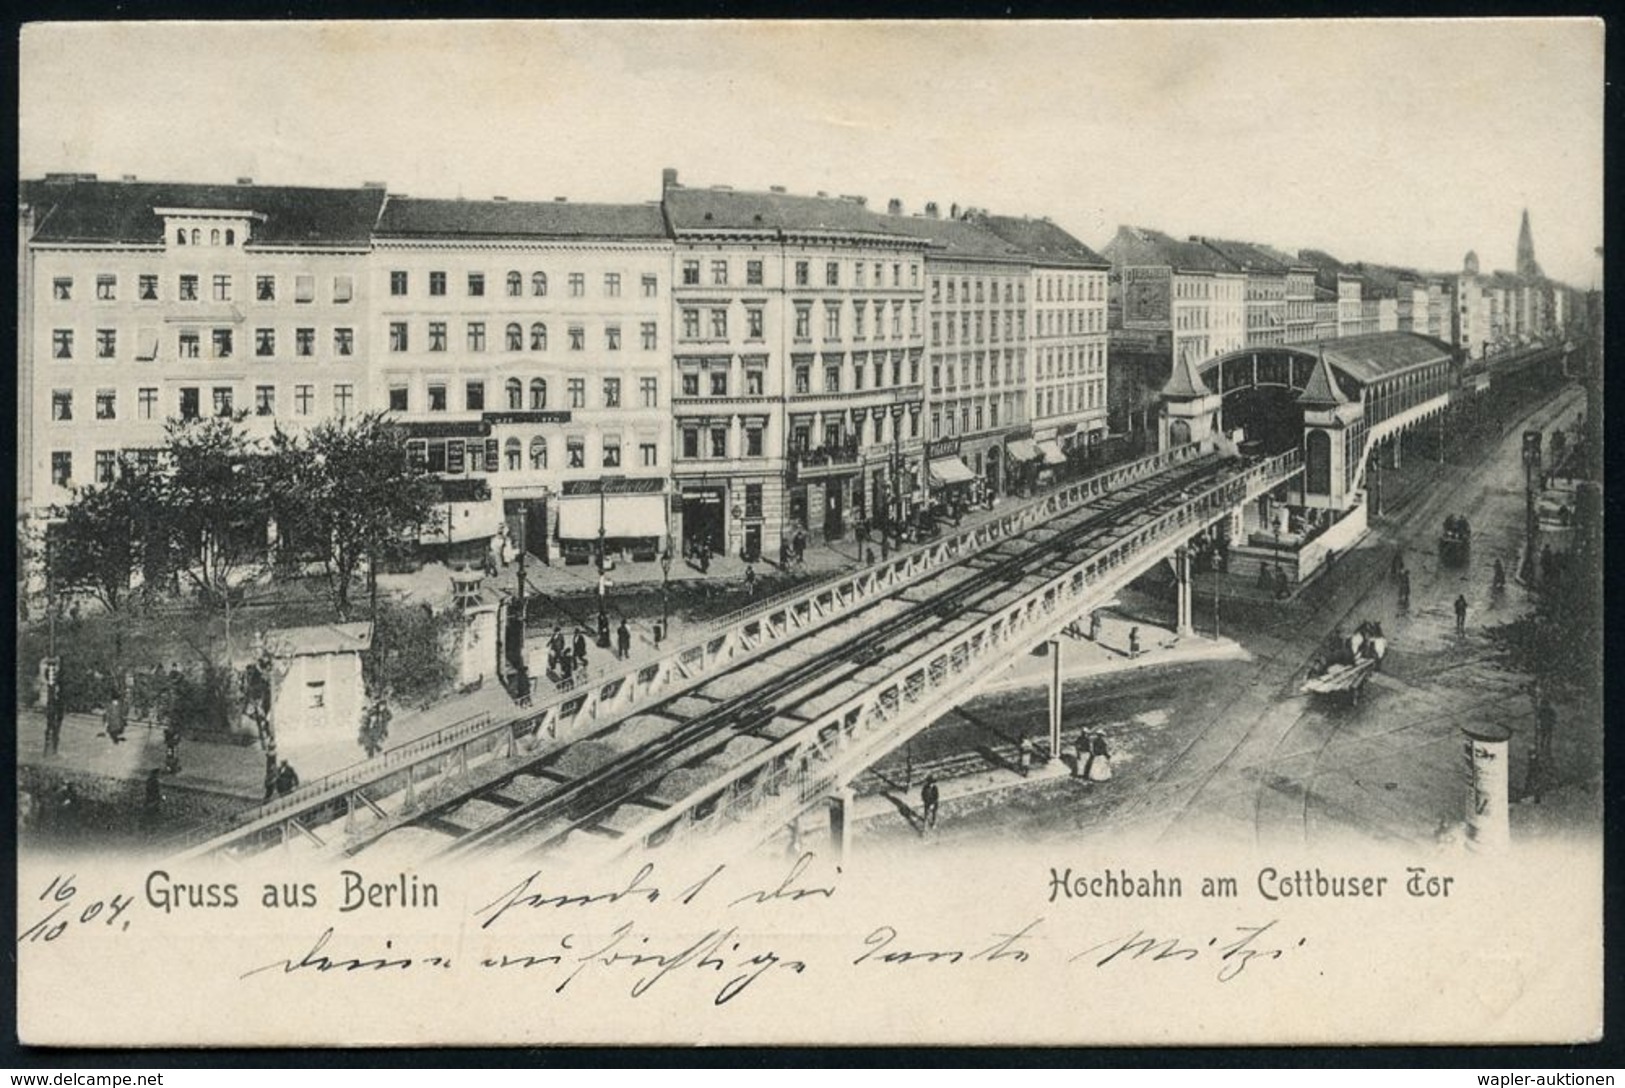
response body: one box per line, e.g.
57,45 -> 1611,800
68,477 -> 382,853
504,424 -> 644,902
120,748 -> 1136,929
17,170 -> 1573,565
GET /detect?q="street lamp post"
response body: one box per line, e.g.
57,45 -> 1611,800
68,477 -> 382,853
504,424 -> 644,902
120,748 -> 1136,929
659,548 -> 672,647
596,484 -> 611,649
891,405 -> 905,540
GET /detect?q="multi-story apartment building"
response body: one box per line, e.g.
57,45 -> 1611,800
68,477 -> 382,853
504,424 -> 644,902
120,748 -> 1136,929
19,175 -> 384,516
1395,276 -> 1430,334
662,174 -> 930,554
1104,226 -> 1244,369
370,196 -> 673,561
1454,253 -> 1491,359
1425,280 -> 1450,342
978,214 -> 1112,462
1312,286 -> 1338,342
1194,237 -> 1289,347
885,208 -> 1030,498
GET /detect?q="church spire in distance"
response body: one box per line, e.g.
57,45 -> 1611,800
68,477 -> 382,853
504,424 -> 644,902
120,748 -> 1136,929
1516,208 -> 1543,280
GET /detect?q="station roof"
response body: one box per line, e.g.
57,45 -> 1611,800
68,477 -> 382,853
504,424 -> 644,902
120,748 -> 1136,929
377,196 -> 667,240
23,177 -> 387,247
1317,332 -> 1453,386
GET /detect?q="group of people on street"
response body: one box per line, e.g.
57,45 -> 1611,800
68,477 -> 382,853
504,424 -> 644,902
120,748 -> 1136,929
1074,730 -> 1113,782
1255,562 -> 1292,600
546,624 -> 592,685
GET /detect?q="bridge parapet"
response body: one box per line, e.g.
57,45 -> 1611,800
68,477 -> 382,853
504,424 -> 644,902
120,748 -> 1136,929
605,449 -> 1304,862
173,441 -> 1214,862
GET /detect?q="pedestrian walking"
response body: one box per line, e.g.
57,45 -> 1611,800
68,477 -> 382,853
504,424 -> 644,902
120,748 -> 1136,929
1073,730 -> 1092,778
1391,550 -> 1405,579
1274,565 -> 1290,600
162,724 -> 182,775
103,694 -> 127,744
616,618 -> 632,660
1454,594 -> 1468,634
1088,611 -> 1102,641
275,760 -> 299,796
1017,734 -> 1036,776
744,564 -> 756,598
1492,559 -> 1506,593
920,775 -> 940,829
1087,733 -> 1113,782
573,629 -> 589,670
1127,627 -> 1141,659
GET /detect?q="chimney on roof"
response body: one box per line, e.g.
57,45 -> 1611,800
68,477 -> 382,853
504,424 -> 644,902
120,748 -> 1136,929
362,180 -> 387,189
770,185 -> 787,193
887,198 -> 902,215
236,177 -> 253,186
120,174 -> 137,183
838,194 -> 867,206
662,167 -> 679,189
816,191 -> 829,198
554,196 -> 567,203
925,202 -> 940,219
492,196 -> 508,202
710,184 -> 733,191
950,203 -> 960,219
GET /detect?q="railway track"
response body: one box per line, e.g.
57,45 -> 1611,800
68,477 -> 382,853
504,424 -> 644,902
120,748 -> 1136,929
360,453 -> 1246,861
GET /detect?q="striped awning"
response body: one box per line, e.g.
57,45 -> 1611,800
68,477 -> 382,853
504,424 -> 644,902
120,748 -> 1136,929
1006,438 -> 1040,461
1037,440 -> 1068,466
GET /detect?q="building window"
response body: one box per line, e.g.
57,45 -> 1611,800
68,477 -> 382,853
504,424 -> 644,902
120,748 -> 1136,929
568,273 -> 585,297
602,437 -> 621,468
465,381 -> 485,411
745,368 -> 764,396
506,271 -> 523,297
95,389 -> 116,420
532,272 -> 548,297
745,426 -> 764,458
710,309 -> 728,339
824,364 -> 840,393
854,305 -> 866,340
710,260 -> 728,286
641,322 -> 657,351
568,326 -> 584,351
390,271 -> 408,296
854,263 -> 866,289
641,274 -> 658,297
567,378 -> 585,408
138,388 -> 158,419
682,260 -> 700,286
530,379 -> 547,410
710,371 -> 728,397
529,436 -> 548,470
52,329 -> 74,359
139,275 -> 158,301
566,436 -> 585,469
332,275 -> 353,304
390,322 -> 409,352
467,322 -> 486,352
429,323 -> 447,352
503,378 -> 522,410
388,385 -> 408,412
53,278 -> 72,301
682,309 -> 700,340
794,261 -> 809,287
179,275 -> 198,301
210,274 -> 231,302
51,390 -> 73,421
681,372 -> 700,397
296,328 -> 315,356
639,376 -> 658,407
255,386 -> 275,416
180,387 -> 200,419
212,329 -> 234,358
746,260 -> 763,286
467,272 -> 484,297
96,329 -> 116,358
826,261 -> 839,287
603,377 -> 621,408
93,450 -> 116,484
212,387 -> 234,417
50,451 -> 71,487
604,273 -> 621,297
503,323 -> 523,352
640,442 -> 658,467
747,308 -> 764,340
710,427 -> 728,458
794,364 -> 810,394
681,428 -> 699,460
334,327 -> 354,356
428,383 -> 447,412
530,322 -> 548,351
295,275 -> 315,303
429,272 -> 446,297
824,303 -> 840,340
96,275 -> 117,301
606,325 -> 621,351
795,304 -> 811,340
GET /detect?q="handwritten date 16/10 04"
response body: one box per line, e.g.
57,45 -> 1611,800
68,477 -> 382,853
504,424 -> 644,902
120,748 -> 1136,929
18,874 -> 137,944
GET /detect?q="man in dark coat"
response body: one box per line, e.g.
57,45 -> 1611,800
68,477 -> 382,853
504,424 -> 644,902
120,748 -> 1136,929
920,775 -> 940,829
616,619 -> 632,660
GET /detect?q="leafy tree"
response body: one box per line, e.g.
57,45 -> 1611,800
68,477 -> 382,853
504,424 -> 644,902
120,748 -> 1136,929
162,415 -> 270,605
264,414 -> 438,620
43,458 -> 166,615
364,600 -> 457,713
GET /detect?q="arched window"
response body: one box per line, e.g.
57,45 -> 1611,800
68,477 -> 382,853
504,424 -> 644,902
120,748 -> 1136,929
176,229 -> 187,245
505,323 -> 523,351
225,229 -> 235,245
529,322 -> 547,351
504,438 -> 522,472
190,229 -> 200,245
529,436 -> 547,470
531,272 -> 547,297
505,378 -> 523,410
506,271 -> 522,296
529,378 -> 547,410
1305,430 -> 1332,494
210,229 -> 220,245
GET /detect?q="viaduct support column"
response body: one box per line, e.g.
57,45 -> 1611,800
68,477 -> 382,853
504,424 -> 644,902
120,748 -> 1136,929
1047,638 -> 1064,764
1175,546 -> 1193,637
826,787 -> 853,863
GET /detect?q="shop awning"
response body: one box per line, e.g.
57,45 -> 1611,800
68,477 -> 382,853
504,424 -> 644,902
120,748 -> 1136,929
928,456 -> 979,488
1037,440 -> 1068,466
558,494 -> 668,540
1006,438 -> 1039,461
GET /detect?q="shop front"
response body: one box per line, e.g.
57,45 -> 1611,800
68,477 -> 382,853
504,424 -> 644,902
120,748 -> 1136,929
680,484 -> 727,558
1005,425 -> 1041,496
557,476 -> 668,566
925,436 -> 981,514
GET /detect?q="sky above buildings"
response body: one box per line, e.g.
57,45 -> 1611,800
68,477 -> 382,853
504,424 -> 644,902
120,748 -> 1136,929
20,19 -> 1605,288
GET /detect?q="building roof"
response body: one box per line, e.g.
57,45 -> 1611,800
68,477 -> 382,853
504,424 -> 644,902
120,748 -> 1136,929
1345,262 -> 1406,299
1162,348 -> 1212,398
264,622 -> 374,659
662,185 -> 929,244
23,177 -> 387,247
376,196 -> 667,240
1298,350 -> 1351,406
974,214 -> 1109,268
1102,226 -> 1237,275
1317,332 -> 1453,385
1193,236 -> 1290,275
881,214 -> 1032,263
